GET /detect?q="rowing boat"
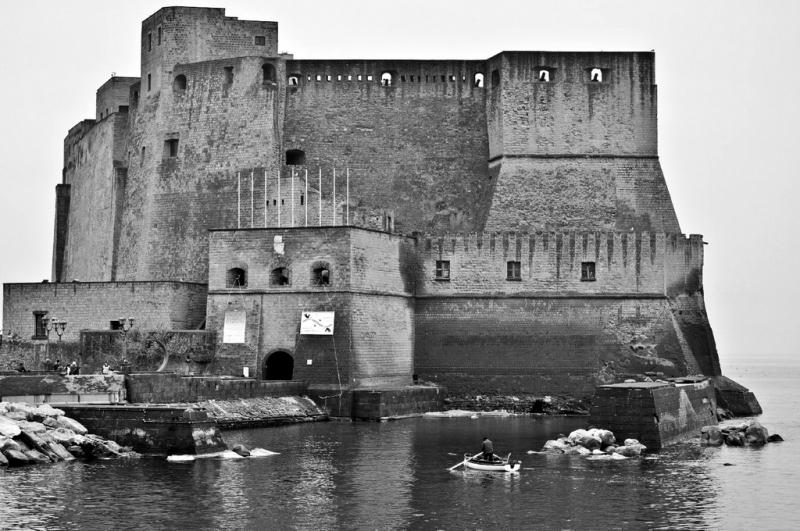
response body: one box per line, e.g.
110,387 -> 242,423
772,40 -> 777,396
463,453 -> 521,472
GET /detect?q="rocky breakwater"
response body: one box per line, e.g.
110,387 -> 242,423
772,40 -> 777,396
0,401 -> 137,467
539,428 -> 648,459
700,420 -> 784,447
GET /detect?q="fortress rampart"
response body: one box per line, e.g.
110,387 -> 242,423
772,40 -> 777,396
2,7 -> 748,406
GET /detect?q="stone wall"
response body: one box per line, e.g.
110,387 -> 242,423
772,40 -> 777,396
414,296 -> 718,398
2,282 -> 207,343
125,373 -> 306,403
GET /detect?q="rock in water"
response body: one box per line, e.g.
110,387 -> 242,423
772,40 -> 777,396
232,444 -> 251,457
0,451 -> 7,466
768,434 -> 784,443
56,416 -> 88,435
3,449 -> 32,465
724,431 -> 744,447
700,425 -> 723,446
0,416 -> 22,437
23,449 -> 51,464
745,421 -> 769,445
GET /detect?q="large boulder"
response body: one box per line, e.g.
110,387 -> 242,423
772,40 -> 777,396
587,428 -> 616,447
543,438 -> 571,453
17,420 -> 47,434
745,421 -> 769,446
27,404 -> 65,422
614,444 -> 646,457
568,429 -> 590,445
0,416 -> 22,437
23,449 -> 51,464
42,417 -> 59,429
700,426 -> 723,446
81,435 -> 120,458
724,431 -> 745,446
1,438 -> 23,453
3,449 -> 32,465
0,450 -> 7,466
56,416 -> 88,435
47,441 -> 75,461
49,427 -> 82,446
576,435 -> 601,451
3,411 -> 27,421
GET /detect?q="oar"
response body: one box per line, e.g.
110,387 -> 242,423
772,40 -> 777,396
448,452 -> 482,471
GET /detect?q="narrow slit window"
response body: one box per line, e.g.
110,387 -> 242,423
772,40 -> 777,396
435,260 -> 450,280
157,27 -> 162,45
581,262 -> 596,281
147,32 -> 152,52
507,261 -> 521,281
147,73 -> 151,91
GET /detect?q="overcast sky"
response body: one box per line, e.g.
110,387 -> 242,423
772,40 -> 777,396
1,0 -> 797,365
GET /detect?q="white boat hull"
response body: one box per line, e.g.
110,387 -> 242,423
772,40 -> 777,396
464,457 -> 520,473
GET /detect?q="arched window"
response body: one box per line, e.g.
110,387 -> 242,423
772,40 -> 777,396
474,73 -> 484,88
286,149 -> 306,165
173,74 -> 187,91
538,69 -> 550,82
270,267 -> 290,286
226,267 -> 247,288
262,63 -> 276,84
264,351 -> 293,380
590,68 -> 603,82
311,261 -> 331,286
288,75 -> 299,86
381,72 -> 393,86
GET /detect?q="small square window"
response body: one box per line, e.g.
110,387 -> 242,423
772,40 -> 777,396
581,262 -> 596,281
164,138 -> 179,158
435,260 -> 450,280
507,261 -> 521,281
254,35 -> 266,46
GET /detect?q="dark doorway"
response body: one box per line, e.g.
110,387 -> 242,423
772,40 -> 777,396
264,351 -> 293,380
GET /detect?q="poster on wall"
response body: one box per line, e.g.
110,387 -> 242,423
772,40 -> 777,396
223,310 -> 246,343
300,311 -> 335,335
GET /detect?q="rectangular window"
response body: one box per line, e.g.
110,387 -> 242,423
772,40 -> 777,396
147,73 -> 151,91
507,261 -> 521,281
254,35 -> 266,46
581,262 -> 596,281
33,311 -> 47,339
157,27 -> 162,45
435,260 -> 450,280
164,138 -> 179,158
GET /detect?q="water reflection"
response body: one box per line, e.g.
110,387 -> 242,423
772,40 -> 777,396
0,416 -> 748,530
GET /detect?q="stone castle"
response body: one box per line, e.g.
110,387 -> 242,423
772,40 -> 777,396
3,7 -> 747,411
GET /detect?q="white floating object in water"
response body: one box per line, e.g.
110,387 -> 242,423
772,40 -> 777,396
167,454 -> 196,462
249,448 -> 280,457
219,450 -> 246,459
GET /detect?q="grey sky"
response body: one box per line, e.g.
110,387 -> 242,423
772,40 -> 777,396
1,0 -> 797,364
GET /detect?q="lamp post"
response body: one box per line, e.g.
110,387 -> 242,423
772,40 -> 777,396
43,315 -> 55,368
119,317 -> 135,369
52,319 -> 67,364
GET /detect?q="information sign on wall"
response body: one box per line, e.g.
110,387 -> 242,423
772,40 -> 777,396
223,310 -> 246,343
300,311 -> 335,335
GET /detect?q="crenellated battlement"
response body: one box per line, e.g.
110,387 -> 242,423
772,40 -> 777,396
413,231 -> 702,297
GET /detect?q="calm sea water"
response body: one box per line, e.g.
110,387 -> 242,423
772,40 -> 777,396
1,360 -> 798,530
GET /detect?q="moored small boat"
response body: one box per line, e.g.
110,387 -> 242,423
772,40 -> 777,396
463,453 -> 521,472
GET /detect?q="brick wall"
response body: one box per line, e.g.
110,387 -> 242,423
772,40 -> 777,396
2,282 -> 207,342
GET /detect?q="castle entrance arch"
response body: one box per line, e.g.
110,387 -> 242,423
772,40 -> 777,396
264,351 -> 294,380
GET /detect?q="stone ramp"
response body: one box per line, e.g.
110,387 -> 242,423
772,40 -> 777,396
198,396 -> 328,429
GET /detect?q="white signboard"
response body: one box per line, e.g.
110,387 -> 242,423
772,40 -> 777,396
300,311 -> 335,335
223,310 -> 246,343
